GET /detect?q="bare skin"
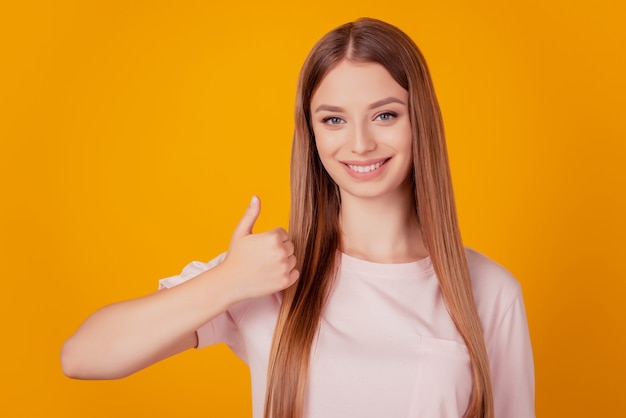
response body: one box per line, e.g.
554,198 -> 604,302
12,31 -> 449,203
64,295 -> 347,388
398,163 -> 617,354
61,196 -> 298,379
311,60 -> 428,264
62,60 -> 426,380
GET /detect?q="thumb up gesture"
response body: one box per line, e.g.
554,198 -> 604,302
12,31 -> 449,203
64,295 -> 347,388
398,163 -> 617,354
222,196 -> 299,302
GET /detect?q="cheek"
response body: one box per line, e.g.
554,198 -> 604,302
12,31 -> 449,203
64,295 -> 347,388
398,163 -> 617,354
313,131 -> 344,183
389,123 -> 414,174
397,120 -> 413,146
389,122 -> 413,154
313,130 -> 338,161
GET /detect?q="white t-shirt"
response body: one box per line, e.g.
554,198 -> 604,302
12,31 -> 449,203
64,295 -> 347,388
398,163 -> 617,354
159,247 -> 535,418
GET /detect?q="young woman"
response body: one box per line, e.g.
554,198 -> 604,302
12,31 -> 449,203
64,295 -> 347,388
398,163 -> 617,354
62,18 -> 534,418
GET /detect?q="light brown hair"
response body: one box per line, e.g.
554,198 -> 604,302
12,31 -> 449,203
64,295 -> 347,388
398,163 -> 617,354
264,17 -> 494,418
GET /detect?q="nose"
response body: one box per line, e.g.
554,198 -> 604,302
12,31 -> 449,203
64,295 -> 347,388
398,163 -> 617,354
350,123 -> 376,154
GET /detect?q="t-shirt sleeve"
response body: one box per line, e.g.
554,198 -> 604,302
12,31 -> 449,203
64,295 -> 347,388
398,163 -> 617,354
487,283 -> 536,418
157,253 -> 246,356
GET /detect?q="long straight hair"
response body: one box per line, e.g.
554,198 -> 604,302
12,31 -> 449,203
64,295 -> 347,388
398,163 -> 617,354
264,18 -> 494,418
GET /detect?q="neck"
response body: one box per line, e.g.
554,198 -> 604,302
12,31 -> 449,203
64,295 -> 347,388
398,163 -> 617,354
338,186 -> 428,263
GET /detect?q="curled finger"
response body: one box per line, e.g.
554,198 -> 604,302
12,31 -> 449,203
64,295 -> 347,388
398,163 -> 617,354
284,241 -> 295,256
274,227 -> 289,243
287,253 -> 297,270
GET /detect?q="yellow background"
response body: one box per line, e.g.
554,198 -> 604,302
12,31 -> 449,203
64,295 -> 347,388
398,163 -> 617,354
1,0 -> 624,416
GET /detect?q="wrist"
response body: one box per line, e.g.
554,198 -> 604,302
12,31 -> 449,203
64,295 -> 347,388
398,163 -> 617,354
202,262 -> 247,308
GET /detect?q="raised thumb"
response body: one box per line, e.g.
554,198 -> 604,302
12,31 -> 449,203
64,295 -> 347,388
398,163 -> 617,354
232,195 -> 261,239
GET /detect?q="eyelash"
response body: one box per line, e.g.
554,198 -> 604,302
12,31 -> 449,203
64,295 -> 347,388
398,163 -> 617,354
321,112 -> 398,125
375,112 -> 397,121
322,116 -> 344,125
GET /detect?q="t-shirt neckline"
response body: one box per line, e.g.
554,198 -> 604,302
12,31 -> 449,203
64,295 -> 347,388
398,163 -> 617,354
340,252 -> 434,277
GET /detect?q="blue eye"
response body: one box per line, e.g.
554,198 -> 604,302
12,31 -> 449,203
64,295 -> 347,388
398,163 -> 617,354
323,116 -> 344,125
375,112 -> 397,121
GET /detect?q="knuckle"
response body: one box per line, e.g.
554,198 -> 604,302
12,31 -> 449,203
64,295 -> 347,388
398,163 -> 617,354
268,249 -> 284,264
274,232 -> 285,244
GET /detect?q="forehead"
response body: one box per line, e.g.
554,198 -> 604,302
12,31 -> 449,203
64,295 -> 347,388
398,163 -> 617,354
311,60 -> 408,108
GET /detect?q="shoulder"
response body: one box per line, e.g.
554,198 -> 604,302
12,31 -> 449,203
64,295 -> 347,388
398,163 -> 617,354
463,247 -> 522,327
464,247 -> 520,300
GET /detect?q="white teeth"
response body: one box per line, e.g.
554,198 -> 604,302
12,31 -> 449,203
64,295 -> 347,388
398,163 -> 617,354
348,161 -> 383,173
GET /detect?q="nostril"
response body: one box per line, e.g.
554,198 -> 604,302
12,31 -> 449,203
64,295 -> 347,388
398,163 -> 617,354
351,140 -> 377,153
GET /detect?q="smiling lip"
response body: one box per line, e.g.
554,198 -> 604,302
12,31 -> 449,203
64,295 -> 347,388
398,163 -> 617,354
340,158 -> 390,179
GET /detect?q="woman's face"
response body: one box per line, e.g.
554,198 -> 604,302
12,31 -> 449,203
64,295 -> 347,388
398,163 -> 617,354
310,60 -> 413,201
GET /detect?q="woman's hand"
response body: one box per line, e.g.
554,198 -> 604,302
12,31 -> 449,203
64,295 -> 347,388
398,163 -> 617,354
60,195 -> 297,380
220,196 -> 299,302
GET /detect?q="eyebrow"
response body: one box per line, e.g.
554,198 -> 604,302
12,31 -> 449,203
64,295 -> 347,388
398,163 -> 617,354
314,96 -> 406,113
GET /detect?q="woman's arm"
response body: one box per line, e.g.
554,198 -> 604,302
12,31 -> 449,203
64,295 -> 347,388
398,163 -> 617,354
61,265 -> 235,379
61,196 -> 298,380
